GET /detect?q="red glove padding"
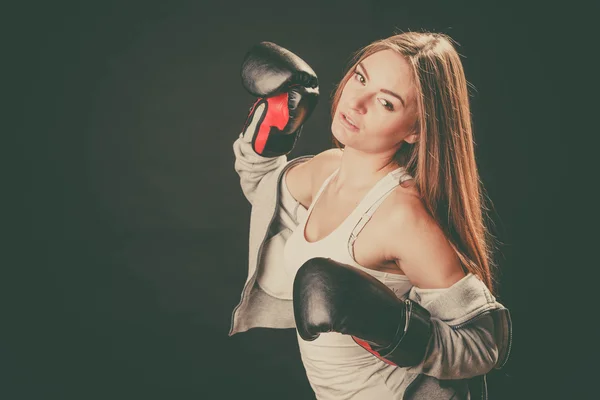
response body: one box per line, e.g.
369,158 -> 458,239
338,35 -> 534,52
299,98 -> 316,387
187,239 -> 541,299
240,42 -> 319,157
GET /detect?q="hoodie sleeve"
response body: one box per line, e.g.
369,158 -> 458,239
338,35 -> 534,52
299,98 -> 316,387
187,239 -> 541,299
404,275 -> 512,380
233,132 -> 287,205
230,131 -> 311,313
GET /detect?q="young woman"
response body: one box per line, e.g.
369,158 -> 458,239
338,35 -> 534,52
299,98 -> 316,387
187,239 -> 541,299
230,33 -> 512,399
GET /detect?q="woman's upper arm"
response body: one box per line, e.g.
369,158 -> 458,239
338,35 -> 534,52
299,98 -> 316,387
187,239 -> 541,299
386,195 -> 465,289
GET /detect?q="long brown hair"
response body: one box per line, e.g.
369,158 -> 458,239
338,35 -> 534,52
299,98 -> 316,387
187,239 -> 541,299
331,31 -> 500,294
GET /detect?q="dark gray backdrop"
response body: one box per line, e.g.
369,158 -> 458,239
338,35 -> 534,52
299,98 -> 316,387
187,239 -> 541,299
8,0 -> 594,399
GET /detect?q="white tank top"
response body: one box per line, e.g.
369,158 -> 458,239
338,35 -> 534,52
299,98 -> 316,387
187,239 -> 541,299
283,166 -> 415,400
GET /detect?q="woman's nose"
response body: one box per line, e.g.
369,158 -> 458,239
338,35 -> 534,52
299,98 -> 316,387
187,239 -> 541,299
347,93 -> 367,114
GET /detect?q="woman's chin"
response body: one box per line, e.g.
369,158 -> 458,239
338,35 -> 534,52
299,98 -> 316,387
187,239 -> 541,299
331,123 -> 349,146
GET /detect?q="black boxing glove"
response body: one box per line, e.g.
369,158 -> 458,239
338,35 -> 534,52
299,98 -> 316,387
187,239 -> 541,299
293,257 -> 433,367
240,42 -> 319,157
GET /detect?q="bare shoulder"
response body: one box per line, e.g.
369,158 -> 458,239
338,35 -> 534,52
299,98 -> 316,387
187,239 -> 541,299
312,148 -> 344,182
383,186 -> 465,288
285,148 -> 343,209
386,185 -> 429,226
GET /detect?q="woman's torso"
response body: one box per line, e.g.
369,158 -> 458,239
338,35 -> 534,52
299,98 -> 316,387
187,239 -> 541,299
283,161 -> 416,399
302,155 -> 420,272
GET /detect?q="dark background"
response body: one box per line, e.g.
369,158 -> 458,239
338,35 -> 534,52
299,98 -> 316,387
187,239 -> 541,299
6,0 -> 595,399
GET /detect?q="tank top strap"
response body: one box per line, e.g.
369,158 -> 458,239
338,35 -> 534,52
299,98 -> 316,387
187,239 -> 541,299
364,167 -> 413,217
347,166 -> 413,260
349,166 -> 412,218
306,167 -> 339,215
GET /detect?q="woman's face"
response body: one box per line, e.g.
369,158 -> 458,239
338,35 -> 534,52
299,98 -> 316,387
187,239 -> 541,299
332,49 -> 419,154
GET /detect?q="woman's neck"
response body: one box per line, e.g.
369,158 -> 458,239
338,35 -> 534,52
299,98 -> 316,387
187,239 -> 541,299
330,147 -> 400,195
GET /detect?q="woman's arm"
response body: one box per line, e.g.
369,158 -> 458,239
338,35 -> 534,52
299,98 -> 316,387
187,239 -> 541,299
234,41 -> 319,205
404,303 -> 509,379
232,116 -> 288,206
293,257 -> 511,380
383,192 -> 465,289
235,147 -> 341,303
293,191 -> 511,379
380,194 -> 511,379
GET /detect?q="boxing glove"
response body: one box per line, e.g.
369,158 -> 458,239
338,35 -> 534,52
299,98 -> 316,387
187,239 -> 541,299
293,257 -> 433,367
240,41 -> 319,157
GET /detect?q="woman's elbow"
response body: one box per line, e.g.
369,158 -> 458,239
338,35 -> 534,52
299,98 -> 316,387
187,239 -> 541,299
471,341 -> 499,376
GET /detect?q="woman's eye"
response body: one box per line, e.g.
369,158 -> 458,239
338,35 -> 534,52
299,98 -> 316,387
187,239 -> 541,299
353,70 -> 393,111
354,70 -> 366,85
379,99 -> 394,111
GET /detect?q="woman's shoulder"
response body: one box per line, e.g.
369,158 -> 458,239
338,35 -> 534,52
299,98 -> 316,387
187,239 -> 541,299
383,184 -> 426,227
290,147 -> 342,187
286,148 -> 342,208
309,148 -> 343,193
381,185 -> 465,288
315,147 -> 343,172
313,147 -> 343,165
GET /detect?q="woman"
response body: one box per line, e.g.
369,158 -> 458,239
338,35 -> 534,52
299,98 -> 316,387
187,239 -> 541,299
230,33 -> 512,399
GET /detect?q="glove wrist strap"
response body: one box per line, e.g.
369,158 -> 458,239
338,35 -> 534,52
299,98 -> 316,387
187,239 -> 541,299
378,299 -> 433,367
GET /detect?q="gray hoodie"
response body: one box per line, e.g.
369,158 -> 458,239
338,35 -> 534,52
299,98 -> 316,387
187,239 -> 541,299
229,132 -> 512,399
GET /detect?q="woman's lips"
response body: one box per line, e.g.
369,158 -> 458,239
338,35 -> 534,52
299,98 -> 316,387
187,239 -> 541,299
340,112 -> 359,131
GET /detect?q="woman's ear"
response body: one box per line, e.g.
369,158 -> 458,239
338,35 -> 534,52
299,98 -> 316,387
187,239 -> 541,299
404,119 -> 420,144
404,132 -> 419,144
